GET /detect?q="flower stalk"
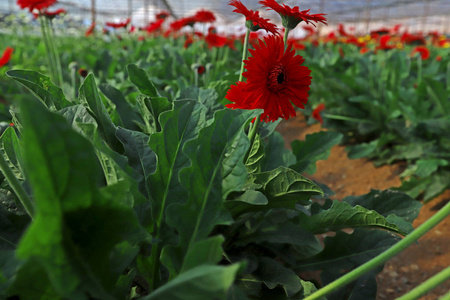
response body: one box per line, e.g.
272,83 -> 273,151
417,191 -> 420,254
396,266 -> 450,300
239,29 -> 250,82
39,15 -> 63,86
304,200 -> 450,300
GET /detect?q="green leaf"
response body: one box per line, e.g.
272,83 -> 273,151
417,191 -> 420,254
291,131 -> 343,174
297,228 -> 400,271
224,190 -> 268,216
144,96 -> 172,132
260,131 -> 296,172
143,264 -> 241,300
167,109 -> 258,258
79,74 -> 123,153
180,235 -> 225,273
15,98 -> 148,298
127,64 -> 161,97
0,127 -> 24,180
346,140 -> 378,159
300,200 -> 408,236
178,87 -> 223,121
116,127 -> 157,199
99,84 -> 143,131
343,189 -> 422,223
248,166 -> 323,208
5,69 -> 71,110
245,134 -> 265,174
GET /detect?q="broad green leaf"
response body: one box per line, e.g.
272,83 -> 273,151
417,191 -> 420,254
291,131 -> 343,174
299,200 -> 408,236
178,87 -> 223,121
245,134 -> 265,174
224,190 -> 268,216
260,131 -> 296,172
248,166 -> 323,208
144,96 -> 172,132
167,109 -> 259,259
343,189 -> 422,223
297,228 -> 400,271
5,69 -> 71,109
15,98 -> 148,298
116,127 -> 157,199
401,158 -> 449,178
253,256 -> 303,297
180,235 -> 225,273
148,100 -> 207,223
0,127 -> 24,180
79,74 -> 123,153
346,140 -> 378,159
99,84 -> 143,131
143,264 -> 241,300
127,64 -> 161,97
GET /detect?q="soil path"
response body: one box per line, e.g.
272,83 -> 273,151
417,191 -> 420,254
276,114 -> 450,300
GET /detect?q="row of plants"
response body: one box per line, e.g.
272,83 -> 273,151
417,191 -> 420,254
0,0 -> 449,299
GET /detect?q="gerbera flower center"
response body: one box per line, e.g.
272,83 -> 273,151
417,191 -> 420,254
268,63 -> 287,92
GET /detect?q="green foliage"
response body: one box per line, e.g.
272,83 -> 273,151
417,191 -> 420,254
0,35 -> 427,300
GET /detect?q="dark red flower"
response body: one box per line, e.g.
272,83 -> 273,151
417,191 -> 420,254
78,68 -> 88,77
194,9 -> 216,23
184,35 -> 194,48
401,32 -> 426,45
436,55 -> 442,61
156,11 -> 170,19
312,103 -> 325,124
226,35 -> 312,122
106,18 -> 131,29
197,65 -> 206,74
337,23 -> 349,37
169,16 -> 196,31
411,46 -> 430,60
229,0 -> 279,35
259,0 -> 327,30
376,35 -> 395,50
205,32 -> 227,48
0,47 -> 13,67
360,47 -> 370,54
43,8 -> 65,18
17,0 -> 56,12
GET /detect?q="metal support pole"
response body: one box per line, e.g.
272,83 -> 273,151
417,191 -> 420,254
91,0 -> 96,25
144,0 -> 149,25
421,0 -> 430,33
128,0 -> 133,20
364,0 -> 372,34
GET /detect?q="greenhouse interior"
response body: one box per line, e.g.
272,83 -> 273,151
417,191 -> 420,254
0,0 -> 449,300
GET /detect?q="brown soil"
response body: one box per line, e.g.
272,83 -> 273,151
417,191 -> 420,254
276,114 -> 450,300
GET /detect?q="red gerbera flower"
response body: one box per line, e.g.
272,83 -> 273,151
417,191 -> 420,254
312,103 -> 325,124
376,35 -> 395,50
205,32 -> 227,48
106,18 -> 131,29
411,46 -> 430,60
34,8 -> 66,19
194,9 -> 216,23
0,47 -> 14,67
226,35 -> 312,122
259,0 -> 327,30
145,18 -> 165,34
85,22 -> 95,36
229,0 -> 279,36
17,0 -> 56,12
169,16 -> 196,31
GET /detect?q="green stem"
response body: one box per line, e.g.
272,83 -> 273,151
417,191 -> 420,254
283,28 -> 290,47
322,113 -> 374,123
304,200 -> 450,300
417,55 -> 422,86
439,291 -> 450,300
396,266 -> 450,300
238,29 -> 250,82
0,153 -> 34,219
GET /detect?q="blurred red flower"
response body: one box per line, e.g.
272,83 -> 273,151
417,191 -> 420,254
260,0 -> 327,30
411,46 -> 430,60
436,55 -> 442,61
229,0 -> 279,35
184,35 -> 193,48
376,35 -> 395,50
0,47 -> 13,67
226,35 -> 312,122
145,18 -> 165,34
170,16 -> 196,31
194,9 -> 216,23
312,103 -> 325,124
85,22 -> 95,36
106,18 -> 131,29
17,0 -> 56,12
205,32 -> 227,48
360,47 -> 370,54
